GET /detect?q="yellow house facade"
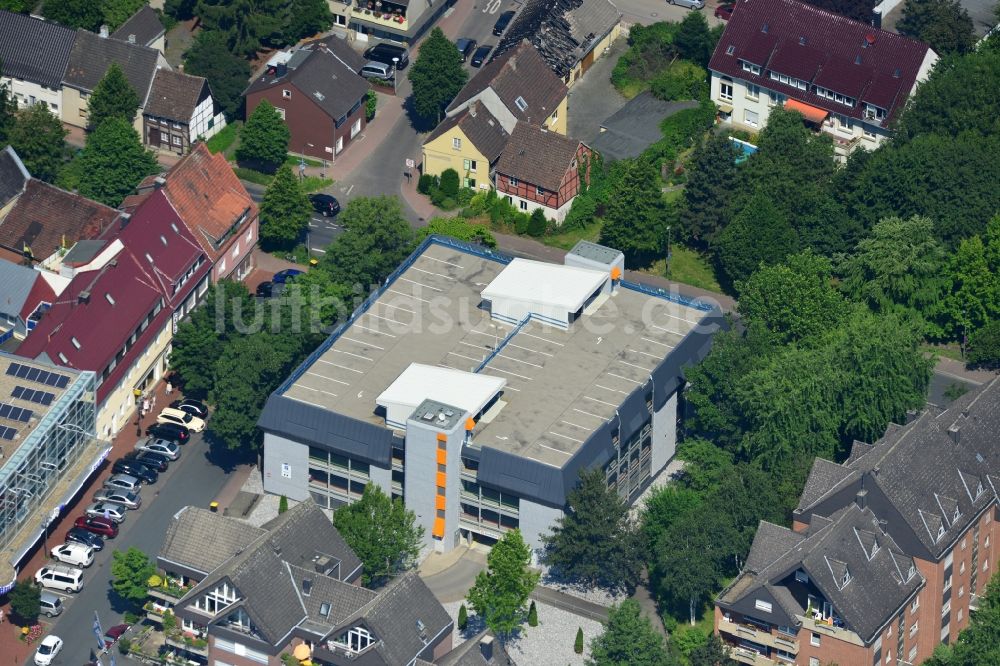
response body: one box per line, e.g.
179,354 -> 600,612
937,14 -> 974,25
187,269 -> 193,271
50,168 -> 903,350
422,103 -> 511,185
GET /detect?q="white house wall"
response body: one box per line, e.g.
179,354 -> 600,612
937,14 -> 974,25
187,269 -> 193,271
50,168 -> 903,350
4,77 -> 62,116
189,95 -> 226,142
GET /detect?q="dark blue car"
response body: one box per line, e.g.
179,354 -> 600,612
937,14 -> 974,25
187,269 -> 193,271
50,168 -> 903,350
272,269 -> 304,284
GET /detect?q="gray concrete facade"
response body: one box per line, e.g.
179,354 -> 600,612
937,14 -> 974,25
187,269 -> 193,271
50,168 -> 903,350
518,497 -> 565,559
651,391 -> 678,477
262,432 -> 310,502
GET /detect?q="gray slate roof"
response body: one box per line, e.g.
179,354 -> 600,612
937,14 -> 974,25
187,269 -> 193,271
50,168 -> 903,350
719,504 -> 924,644
0,146 -> 30,208
245,45 -> 369,121
0,258 -> 40,319
64,29 -> 160,97
495,122 -> 581,191
435,631 -> 517,666
301,35 -> 367,73
144,69 -> 208,122
0,10 -> 77,89
589,93 -> 698,161
158,506 -> 265,576
424,103 -> 510,164
110,5 -> 165,48
796,377 -> 1000,561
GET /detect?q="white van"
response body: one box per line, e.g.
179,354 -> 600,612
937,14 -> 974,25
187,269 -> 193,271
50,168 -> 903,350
35,563 -> 84,593
51,542 -> 94,568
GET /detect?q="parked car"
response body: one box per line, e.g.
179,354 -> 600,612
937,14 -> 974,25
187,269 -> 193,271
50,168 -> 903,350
35,564 -> 83,593
93,489 -> 141,510
136,437 -> 180,460
103,624 -> 131,648
146,421 -> 190,443
714,2 -> 734,18
255,281 -> 274,298
493,10 -> 515,35
169,398 -> 209,420
157,407 -> 205,432
122,448 -> 170,474
471,44 -> 493,67
51,542 -> 94,567
85,501 -> 127,524
272,268 -> 305,284
361,61 -> 394,81
112,458 -> 159,483
39,591 -> 64,617
104,473 -> 142,493
456,38 -> 477,62
668,0 -> 705,8
309,193 -> 341,217
65,526 -> 105,550
74,515 -> 118,538
363,42 -> 409,69
34,635 -> 63,666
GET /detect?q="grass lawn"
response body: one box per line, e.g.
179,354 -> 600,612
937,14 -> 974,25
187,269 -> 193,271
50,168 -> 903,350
614,79 -> 646,100
232,167 -> 332,193
540,220 -> 602,251
205,122 -> 239,156
285,154 -> 324,168
642,246 -> 722,293
920,342 -> 965,363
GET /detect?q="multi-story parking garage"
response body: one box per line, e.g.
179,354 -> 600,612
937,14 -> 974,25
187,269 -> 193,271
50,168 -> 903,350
0,352 -> 109,592
259,237 -> 724,556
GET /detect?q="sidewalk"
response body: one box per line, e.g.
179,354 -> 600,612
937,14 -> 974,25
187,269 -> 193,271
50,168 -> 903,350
934,356 -> 996,385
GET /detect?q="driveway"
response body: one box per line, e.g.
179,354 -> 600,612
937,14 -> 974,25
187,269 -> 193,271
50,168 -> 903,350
614,0 -> 727,27
567,37 -> 630,145
38,435 -> 242,665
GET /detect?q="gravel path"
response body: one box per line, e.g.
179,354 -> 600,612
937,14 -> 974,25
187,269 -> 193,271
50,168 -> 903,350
441,600 -> 603,665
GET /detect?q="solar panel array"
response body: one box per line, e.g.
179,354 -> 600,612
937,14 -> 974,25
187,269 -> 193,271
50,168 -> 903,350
0,426 -> 15,440
6,362 -> 70,388
11,386 -> 55,406
0,403 -> 32,422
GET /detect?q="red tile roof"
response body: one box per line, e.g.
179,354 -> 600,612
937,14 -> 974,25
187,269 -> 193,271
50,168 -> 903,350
157,143 -> 257,260
708,0 -> 934,125
0,180 -> 118,260
495,124 -> 582,192
16,189 -> 210,404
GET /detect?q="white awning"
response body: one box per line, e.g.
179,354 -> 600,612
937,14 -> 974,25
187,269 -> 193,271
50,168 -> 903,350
481,258 -> 608,323
376,364 -> 506,428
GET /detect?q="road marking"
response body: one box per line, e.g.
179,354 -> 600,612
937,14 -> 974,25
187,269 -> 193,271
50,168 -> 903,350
345,184 -> 355,196
307,370 -> 349,385
484,0 -> 502,12
547,430 -> 583,444
584,395 -> 620,407
607,371 -> 641,384
560,419 -> 591,431
573,408 -> 605,420
642,336 -> 675,348
353,323 -> 396,337
595,383 -> 630,395
342,336 -> 384,350
537,441 -> 573,455
311,247 -> 326,253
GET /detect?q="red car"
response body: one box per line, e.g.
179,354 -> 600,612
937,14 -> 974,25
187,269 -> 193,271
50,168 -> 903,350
715,3 -> 734,19
104,624 -> 131,647
74,515 -> 119,538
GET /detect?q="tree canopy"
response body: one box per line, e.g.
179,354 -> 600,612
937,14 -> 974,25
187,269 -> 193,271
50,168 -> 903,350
259,165 -> 311,250
9,580 -> 41,623
924,573 -> 1000,666
183,30 -> 253,120
599,159 -> 668,266
677,133 -> 739,248
43,0 -> 103,30
587,600 -> 673,666
77,117 -> 159,207
897,0 -> 975,55
409,28 -> 469,125
672,11 -> 714,67
542,468 -> 642,590
332,484 -> 423,587
237,100 -> 290,172
87,63 -> 141,129
321,196 -> 416,289
466,529 -> 539,641
111,547 -> 156,604
102,0 -> 146,31
9,103 -> 68,183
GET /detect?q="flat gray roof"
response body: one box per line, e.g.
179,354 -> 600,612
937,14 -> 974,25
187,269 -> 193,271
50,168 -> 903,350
281,240 -> 708,468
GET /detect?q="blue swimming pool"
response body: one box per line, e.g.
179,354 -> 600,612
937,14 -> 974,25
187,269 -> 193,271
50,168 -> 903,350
731,137 -> 758,164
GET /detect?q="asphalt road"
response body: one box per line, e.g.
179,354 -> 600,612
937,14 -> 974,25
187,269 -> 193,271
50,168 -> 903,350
38,436 -> 238,666
615,0 -> 726,27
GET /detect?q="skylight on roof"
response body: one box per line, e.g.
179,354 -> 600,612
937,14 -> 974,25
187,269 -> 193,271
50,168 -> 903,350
171,223 -> 179,233
145,252 -> 153,263
515,96 -> 528,112
726,45 -> 735,55
160,235 -> 167,246
106,293 -> 116,306
71,337 -> 81,349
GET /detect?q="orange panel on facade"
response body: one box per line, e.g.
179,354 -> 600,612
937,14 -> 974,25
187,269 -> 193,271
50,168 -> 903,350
436,432 -> 447,442
436,448 -> 447,465
436,472 -> 447,488
436,494 -> 446,510
433,517 -> 445,538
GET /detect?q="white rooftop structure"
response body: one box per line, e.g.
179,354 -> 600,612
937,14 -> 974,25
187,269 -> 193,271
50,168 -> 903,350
481,258 -> 610,328
376,364 -> 506,429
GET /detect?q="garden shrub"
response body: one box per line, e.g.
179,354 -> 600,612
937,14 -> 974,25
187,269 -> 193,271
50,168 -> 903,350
440,169 -> 460,197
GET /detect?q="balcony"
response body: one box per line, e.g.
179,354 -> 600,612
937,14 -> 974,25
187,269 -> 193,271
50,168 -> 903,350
165,634 -> 209,657
720,623 -> 798,654
820,128 -> 862,158
353,2 -> 408,29
731,647 -> 775,666
800,614 -> 863,647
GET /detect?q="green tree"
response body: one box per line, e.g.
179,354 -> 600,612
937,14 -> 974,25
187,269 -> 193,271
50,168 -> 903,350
77,118 -> 158,207
237,100 -> 290,172
166,0 -> 199,20
410,28 -> 468,124
837,216 -> 948,337
528,600 -> 538,627
197,0 -> 284,57
0,63 -> 17,146
183,30 -> 253,120
939,236 -> 1000,338
282,0 -> 332,43
103,0 -> 146,31
278,495 -> 289,513
736,251 -> 847,345
420,217 -> 497,247
9,580 -> 41,623
672,11 -> 714,67
466,529 -> 540,641
527,208 -> 547,237
458,604 -> 468,630
322,196 -> 416,289
688,634 -> 735,666
440,168 -> 460,197
9,103 -> 68,183
542,468 -> 642,589
897,0 -> 975,55
575,627 -> 585,654
259,165 -> 310,250
924,573 -> 1000,665
677,134 -> 739,248
640,485 -> 702,554
169,281 -> 254,398
600,160 -> 667,266
715,191 -> 797,289
332,484 -> 423,587
110,547 -> 156,605
587,600 -> 672,666
0,0 -> 34,12
967,320 -> 1000,369
43,0 -> 104,30
86,63 -> 141,129
365,89 -> 377,122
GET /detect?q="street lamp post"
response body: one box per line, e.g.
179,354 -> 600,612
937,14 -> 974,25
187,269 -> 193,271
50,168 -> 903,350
392,57 -> 399,95
133,388 -> 143,436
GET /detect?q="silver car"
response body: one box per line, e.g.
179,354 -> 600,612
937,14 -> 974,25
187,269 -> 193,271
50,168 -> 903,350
104,473 -> 141,492
85,501 -> 127,524
136,437 -> 180,460
93,488 -> 141,510
668,0 -> 705,8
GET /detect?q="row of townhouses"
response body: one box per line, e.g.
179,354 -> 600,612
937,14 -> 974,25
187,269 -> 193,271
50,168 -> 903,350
0,6 -> 226,155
